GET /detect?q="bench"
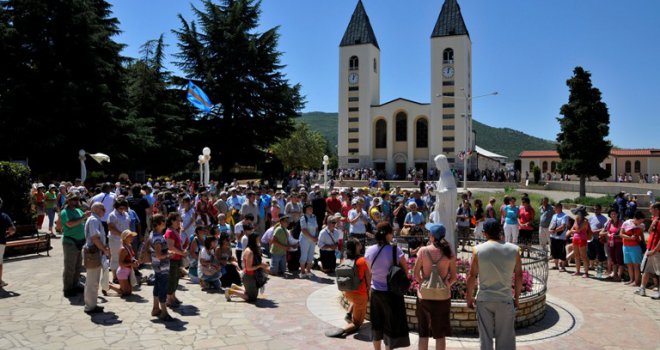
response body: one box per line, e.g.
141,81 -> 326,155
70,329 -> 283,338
3,226 -> 52,259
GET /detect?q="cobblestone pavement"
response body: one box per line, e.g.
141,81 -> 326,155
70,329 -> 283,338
1,240 -> 658,350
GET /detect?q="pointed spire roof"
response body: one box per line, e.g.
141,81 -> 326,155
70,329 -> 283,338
340,0 -> 379,49
431,0 -> 469,38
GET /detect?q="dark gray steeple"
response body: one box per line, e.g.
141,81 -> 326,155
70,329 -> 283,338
431,0 -> 469,38
340,0 -> 379,49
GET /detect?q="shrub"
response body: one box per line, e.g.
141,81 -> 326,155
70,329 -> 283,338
0,162 -> 33,224
532,165 -> 541,184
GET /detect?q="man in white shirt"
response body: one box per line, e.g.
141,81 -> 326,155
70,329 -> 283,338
90,183 -> 116,233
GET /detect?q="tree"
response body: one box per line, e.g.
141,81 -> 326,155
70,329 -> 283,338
532,165 -> 541,184
0,0 -> 131,176
556,67 -> 612,197
173,0 -> 305,177
271,123 -> 326,171
124,35 -> 195,174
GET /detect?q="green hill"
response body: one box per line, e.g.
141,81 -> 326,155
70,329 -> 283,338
472,120 -> 556,159
298,112 -> 556,159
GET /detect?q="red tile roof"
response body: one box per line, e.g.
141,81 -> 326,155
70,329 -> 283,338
519,150 -> 558,158
519,149 -> 660,158
610,149 -> 659,157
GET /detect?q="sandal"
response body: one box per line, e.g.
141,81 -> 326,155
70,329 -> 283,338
151,309 -> 161,317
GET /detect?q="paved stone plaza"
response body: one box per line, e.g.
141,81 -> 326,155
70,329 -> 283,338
1,236 -> 658,350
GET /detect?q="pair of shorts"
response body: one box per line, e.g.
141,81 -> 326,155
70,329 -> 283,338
416,298 -> 451,339
642,253 -> 660,276
572,238 -> 588,248
344,292 -> 368,326
117,266 -> 131,280
550,238 -> 567,260
623,245 -> 642,264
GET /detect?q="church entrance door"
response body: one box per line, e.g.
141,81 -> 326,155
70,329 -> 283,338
395,163 -> 406,179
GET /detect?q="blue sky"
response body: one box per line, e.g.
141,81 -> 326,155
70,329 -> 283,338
110,0 -> 660,149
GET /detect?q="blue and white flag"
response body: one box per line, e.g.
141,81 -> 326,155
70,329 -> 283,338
187,81 -> 214,113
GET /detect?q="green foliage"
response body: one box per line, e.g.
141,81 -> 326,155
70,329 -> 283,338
172,0 -> 305,175
0,0 -> 129,174
299,112 -> 555,159
559,196 -> 613,208
473,120 -> 556,159
271,123 -> 327,171
0,162 -> 32,224
299,112 -> 339,155
532,165 -> 541,184
557,67 -> 612,196
124,35 -> 194,173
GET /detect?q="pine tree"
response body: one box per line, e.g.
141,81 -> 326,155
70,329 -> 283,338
124,35 -> 194,174
556,67 -> 612,197
173,0 -> 305,176
0,0 -> 128,176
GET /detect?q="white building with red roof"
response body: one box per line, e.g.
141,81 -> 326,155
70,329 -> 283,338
519,149 -> 660,182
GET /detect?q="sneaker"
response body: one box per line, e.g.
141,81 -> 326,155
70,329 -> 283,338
652,291 -> 660,300
634,288 -> 646,297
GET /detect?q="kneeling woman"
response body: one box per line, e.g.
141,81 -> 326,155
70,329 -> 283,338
365,222 -> 410,349
199,236 -> 222,290
109,230 -> 139,296
226,230 -> 269,302
413,223 -> 457,350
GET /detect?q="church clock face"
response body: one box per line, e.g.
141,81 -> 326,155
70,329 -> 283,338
442,66 -> 454,78
348,72 -> 359,85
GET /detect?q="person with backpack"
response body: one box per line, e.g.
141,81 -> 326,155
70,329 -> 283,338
413,223 -> 457,350
326,238 -> 370,338
364,222 -> 410,349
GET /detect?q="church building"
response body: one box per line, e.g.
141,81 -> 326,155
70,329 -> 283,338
337,0 -> 474,178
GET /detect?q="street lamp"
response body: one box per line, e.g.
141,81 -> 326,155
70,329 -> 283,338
322,155 -> 330,192
436,89 -> 498,192
202,147 -> 211,187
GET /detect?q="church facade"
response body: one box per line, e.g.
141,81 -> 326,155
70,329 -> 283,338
337,0 -> 474,179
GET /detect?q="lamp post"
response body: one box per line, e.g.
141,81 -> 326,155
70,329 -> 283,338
198,155 -> 205,185
437,89 -> 498,192
322,154 -> 330,192
202,147 -> 211,187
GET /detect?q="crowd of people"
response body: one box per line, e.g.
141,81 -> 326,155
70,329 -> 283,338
1,176 -> 658,350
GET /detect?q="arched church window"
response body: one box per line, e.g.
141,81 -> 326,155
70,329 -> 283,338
349,56 -> 359,71
443,48 -> 454,64
416,118 -> 428,148
625,161 -> 631,173
395,112 -> 407,142
634,160 -> 641,173
375,120 -> 386,148
542,161 -> 548,173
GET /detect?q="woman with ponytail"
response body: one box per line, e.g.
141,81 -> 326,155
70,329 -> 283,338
413,223 -> 457,349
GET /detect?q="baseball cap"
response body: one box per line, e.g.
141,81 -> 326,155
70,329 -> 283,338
425,223 -> 446,240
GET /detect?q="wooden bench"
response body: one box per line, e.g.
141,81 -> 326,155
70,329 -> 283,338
3,227 -> 52,259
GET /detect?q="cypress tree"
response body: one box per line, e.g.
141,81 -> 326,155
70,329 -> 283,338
556,67 -> 612,197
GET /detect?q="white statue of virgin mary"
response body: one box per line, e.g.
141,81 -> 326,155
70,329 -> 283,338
432,155 -> 458,253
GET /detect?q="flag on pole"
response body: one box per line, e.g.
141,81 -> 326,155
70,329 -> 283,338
187,81 -> 214,113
